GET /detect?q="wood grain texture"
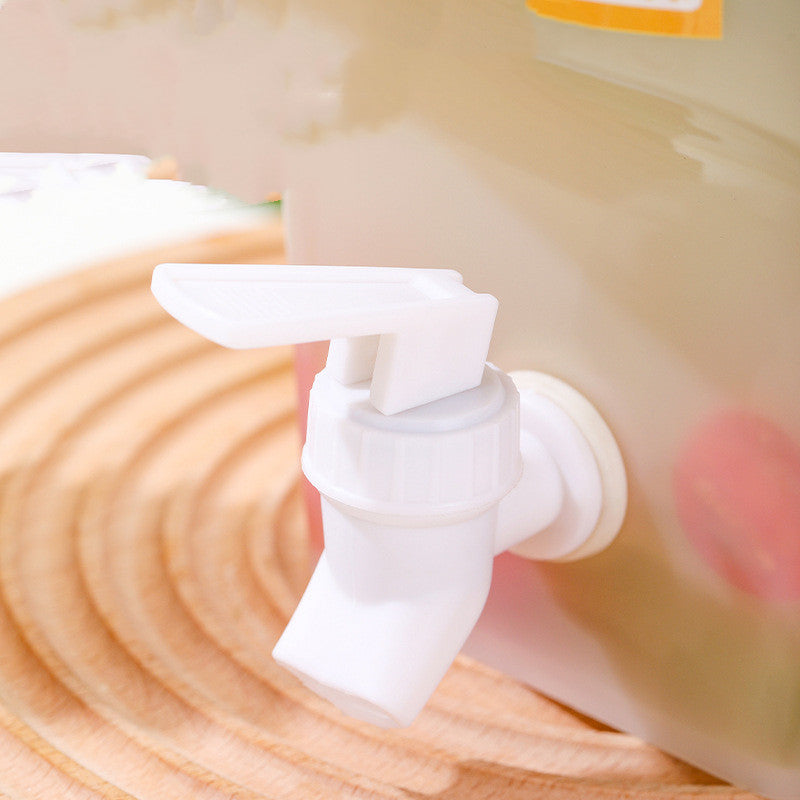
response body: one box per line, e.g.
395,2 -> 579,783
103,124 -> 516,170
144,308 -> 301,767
0,223 -> 761,798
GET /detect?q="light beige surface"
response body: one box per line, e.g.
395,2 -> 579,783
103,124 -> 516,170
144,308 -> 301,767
0,0 -> 285,199
0,224 -> 760,798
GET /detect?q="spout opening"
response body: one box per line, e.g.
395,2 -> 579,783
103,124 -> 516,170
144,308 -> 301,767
278,663 -> 404,729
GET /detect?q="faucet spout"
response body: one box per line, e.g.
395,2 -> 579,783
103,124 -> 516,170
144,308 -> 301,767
272,498 -> 496,727
150,264 -> 627,730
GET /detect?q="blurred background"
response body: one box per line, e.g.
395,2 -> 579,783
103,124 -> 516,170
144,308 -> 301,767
0,0 -> 285,200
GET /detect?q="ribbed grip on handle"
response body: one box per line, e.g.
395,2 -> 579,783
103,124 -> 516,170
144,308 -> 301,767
302,366 -> 521,519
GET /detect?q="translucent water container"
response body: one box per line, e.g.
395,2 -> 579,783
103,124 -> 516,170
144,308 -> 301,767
283,2 -> 799,797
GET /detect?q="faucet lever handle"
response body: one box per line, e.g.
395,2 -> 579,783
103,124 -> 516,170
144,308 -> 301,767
152,264 -> 498,415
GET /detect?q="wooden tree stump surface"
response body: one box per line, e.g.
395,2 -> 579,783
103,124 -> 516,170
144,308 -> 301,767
0,224 -> 758,798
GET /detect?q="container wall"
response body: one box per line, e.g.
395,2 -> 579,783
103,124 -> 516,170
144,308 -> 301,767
283,2 -> 800,796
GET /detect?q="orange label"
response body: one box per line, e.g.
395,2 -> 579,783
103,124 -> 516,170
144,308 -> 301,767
528,0 -> 722,38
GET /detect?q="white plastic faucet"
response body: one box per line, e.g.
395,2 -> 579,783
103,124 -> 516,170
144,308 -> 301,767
152,264 -> 627,728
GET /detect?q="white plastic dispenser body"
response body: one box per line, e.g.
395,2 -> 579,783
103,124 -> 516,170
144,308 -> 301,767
151,263 -> 627,727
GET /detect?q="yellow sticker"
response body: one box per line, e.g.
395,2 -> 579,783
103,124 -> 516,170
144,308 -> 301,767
528,0 -> 722,38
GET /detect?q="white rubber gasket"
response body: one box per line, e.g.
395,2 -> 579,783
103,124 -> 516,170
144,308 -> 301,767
508,371 -> 628,562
